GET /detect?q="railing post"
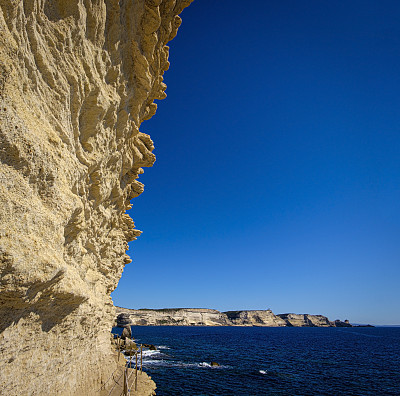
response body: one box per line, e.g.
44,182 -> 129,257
140,344 -> 143,374
117,336 -> 120,362
135,351 -> 138,391
123,367 -> 128,396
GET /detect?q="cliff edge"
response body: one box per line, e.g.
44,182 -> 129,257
116,307 -> 352,327
0,0 -> 192,394
117,307 -> 232,326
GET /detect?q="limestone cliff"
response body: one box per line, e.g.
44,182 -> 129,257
117,308 -> 232,326
277,313 -> 333,327
116,307 -> 349,328
224,310 -> 287,327
0,0 -> 192,394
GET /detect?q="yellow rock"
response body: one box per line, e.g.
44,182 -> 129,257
0,0 -> 193,394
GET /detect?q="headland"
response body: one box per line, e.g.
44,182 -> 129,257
116,307 -> 363,327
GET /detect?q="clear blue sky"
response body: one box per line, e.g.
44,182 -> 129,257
112,1 -> 400,325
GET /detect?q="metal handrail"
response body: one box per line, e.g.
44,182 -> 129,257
102,335 -> 144,395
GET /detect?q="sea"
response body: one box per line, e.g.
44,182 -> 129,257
112,326 -> 400,395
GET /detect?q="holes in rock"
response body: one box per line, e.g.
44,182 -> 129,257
43,0 -> 79,22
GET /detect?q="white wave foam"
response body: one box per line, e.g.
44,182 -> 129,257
259,370 -> 268,375
198,362 -> 228,369
142,350 -> 161,357
140,359 -> 228,369
122,350 -> 159,358
157,345 -> 170,350
130,349 -> 228,370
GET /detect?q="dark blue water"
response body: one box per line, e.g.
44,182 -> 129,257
113,326 -> 400,395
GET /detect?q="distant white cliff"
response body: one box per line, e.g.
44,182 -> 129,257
116,307 -> 353,327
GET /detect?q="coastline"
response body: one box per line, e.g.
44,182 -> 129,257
116,307 -> 359,328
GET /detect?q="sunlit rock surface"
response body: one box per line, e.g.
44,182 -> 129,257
277,313 -> 333,327
117,308 -> 232,326
224,309 -> 287,326
0,0 -> 192,394
116,308 -> 347,327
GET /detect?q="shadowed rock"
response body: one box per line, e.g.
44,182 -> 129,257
0,0 -> 193,394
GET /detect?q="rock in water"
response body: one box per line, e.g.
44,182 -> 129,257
0,1 -> 193,394
123,339 -> 137,353
143,343 -> 157,351
121,326 -> 132,340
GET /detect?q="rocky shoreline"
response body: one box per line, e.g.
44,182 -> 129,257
115,307 -> 370,328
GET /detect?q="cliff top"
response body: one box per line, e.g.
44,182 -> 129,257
116,306 -> 221,313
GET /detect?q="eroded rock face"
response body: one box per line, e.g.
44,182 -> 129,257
224,310 -> 287,327
277,313 -> 333,327
0,0 -> 192,394
117,308 -> 232,326
116,307 -> 343,327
